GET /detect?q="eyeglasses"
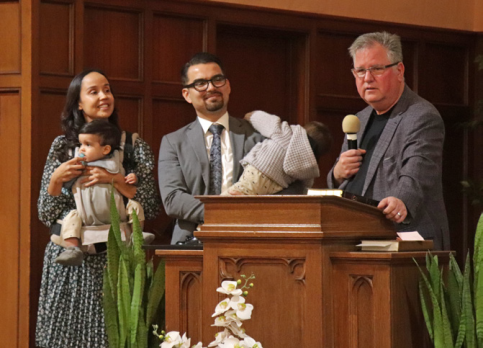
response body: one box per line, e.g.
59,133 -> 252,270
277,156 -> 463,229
351,62 -> 400,78
183,75 -> 227,92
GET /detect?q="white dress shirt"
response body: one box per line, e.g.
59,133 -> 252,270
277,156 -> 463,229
198,113 -> 234,193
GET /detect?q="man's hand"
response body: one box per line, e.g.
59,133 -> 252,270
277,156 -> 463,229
378,196 -> 407,223
333,149 -> 366,184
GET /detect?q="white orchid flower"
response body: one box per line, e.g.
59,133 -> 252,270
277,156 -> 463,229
224,310 -> 242,327
212,298 -> 231,317
218,336 -> 241,348
161,331 -> 182,348
241,336 -> 263,348
208,329 -> 230,347
235,302 -> 253,320
216,281 -> 242,296
228,295 -> 245,310
178,332 -> 191,348
192,343 -> 204,348
212,315 -> 229,327
227,322 -> 247,338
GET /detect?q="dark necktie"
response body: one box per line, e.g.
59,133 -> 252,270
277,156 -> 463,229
208,123 -> 224,195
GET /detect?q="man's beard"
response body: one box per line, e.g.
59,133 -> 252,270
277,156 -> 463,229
204,94 -> 224,112
205,92 -> 225,112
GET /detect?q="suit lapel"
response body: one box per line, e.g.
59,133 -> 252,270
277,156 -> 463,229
229,117 -> 246,183
362,85 -> 410,195
357,107 -> 372,142
187,120 -> 210,188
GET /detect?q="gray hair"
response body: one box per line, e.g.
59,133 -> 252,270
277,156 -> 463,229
348,32 -> 403,64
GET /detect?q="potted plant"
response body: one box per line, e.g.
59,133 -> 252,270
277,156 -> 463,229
417,213 -> 483,347
103,192 -> 166,348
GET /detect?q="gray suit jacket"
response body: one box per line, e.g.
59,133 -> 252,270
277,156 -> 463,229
328,85 -> 450,250
159,116 -> 265,244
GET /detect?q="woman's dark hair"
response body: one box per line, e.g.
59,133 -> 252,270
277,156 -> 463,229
79,120 -> 121,155
60,69 -> 120,160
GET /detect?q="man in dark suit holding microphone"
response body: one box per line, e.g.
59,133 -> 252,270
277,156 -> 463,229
327,31 -> 450,250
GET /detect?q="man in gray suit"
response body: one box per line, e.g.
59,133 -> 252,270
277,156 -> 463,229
327,32 -> 450,250
159,53 -> 303,244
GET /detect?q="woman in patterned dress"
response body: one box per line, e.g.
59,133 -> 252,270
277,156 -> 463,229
36,69 -> 161,348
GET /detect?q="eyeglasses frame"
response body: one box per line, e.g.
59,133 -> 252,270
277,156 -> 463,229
351,62 -> 400,78
183,74 -> 228,92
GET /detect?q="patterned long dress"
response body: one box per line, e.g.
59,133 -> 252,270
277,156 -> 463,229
36,135 -> 161,348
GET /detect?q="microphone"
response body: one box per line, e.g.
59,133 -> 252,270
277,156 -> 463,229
342,115 -> 360,150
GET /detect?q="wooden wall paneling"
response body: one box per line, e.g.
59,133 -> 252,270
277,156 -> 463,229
0,91 -> 21,348
400,39 -> 417,91
418,41 -> 470,258
0,75 -> 22,88
438,104 -> 470,259
84,5 -> 142,80
216,25 -> 306,123
419,42 -> 468,106
142,6 -> 154,147
26,0 -> 40,343
289,31 -> 308,125
0,2 -> 21,74
73,0 -> 84,72
152,14 -> 205,83
316,31 -> 358,100
469,34 -> 483,245
116,95 -> 142,134
40,1 -> 73,76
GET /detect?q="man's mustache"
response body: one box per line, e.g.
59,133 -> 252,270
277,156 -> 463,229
204,92 -> 222,99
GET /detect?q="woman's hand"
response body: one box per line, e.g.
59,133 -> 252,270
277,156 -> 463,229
48,157 -> 85,196
81,166 -> 137,199
80,166 -> 116,186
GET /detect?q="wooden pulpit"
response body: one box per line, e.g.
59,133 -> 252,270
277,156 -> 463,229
155,196 -> 446,347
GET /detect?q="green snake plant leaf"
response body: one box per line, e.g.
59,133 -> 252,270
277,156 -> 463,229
103,269 -> 120,348
107,225 -> 121,303
118,256 -> 132,348
137,307 -> 148,348
473,213 -> 483,278
447,254 -> 463,338
474,213 -> 483,343
146,259 -> 166,327
419,278 -> 434,342
131,210 -> 145,266
454,295 -> 466,348
475,255 -> 483,343
130,263 -> 146,346
429,254 -> 442,302
109,188 -> 125,253
463,251 -> 477,348
440,269 -> 455,347
416,260 -> 444,346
